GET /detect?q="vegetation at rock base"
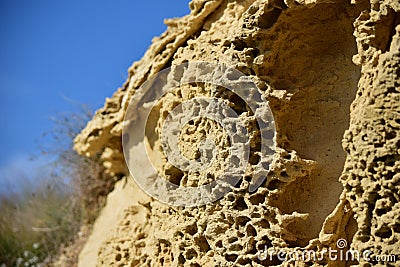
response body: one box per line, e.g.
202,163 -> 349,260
0,105 -> 116,266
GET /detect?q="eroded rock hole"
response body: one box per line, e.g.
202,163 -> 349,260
234,196 -> 248,210
194,235 -> 211,252
225,253 -> 238,262
164,166 -> 184,185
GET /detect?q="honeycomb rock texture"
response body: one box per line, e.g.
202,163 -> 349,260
74,0 -> 400,266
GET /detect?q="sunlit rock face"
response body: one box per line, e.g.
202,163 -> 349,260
74,0 -> 400,266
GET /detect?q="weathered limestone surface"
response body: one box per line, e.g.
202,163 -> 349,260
74,0 -> 400,266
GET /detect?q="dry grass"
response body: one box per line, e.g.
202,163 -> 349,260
0,180 -> 83,266
0,104 -> 116,266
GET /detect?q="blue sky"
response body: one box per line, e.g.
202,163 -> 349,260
0,0 -> 190,192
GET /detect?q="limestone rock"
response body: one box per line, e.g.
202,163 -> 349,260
74,0 -> 400,266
